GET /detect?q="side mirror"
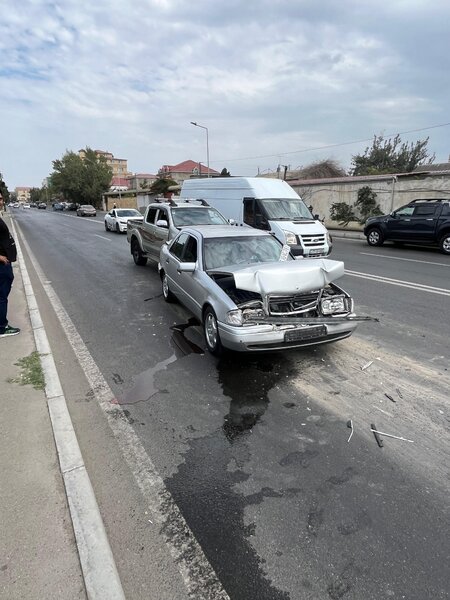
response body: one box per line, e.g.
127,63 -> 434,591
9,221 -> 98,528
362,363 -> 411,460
390,211 -> 397,218
156,219 -> 169,228
177,262 -> 196,273
228,218 -> 235,225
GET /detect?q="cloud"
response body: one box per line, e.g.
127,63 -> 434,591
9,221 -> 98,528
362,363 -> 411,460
0,0 -> 449,187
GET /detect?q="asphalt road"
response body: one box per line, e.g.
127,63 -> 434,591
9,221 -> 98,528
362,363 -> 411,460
11,207 -> 450,600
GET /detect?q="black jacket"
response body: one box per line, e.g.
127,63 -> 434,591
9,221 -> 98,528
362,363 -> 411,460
0,218 -> 17,262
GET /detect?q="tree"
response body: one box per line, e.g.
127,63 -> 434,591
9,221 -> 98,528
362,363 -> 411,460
150,177 -> 178,197
350,134 -> 435,176
354,186 -> 382,222
49,148 -> 112,207
295,159 -> 346,179
29,188 -> 42,203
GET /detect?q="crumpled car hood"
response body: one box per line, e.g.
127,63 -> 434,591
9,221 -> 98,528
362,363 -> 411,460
209,259 -> 344,295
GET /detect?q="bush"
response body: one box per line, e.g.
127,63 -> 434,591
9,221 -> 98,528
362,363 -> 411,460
355,186 -> 382,223
330,202 -> 356,226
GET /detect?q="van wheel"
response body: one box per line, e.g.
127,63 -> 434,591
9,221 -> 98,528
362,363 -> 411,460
161,272 -> 176,302
203,307 -> 223,356
366,228 -> 384,246
439,233 -> 450,255
131,240 -> 147,266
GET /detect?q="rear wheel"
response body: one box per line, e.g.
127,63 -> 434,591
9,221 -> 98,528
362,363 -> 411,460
366,228 -> 384,246
131,239 -> 147,266
161,271 -> 176,302
203,307 -> 223,356
439,233 -> 450,255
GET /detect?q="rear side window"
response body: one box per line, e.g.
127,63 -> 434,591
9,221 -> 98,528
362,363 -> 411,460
413,205 -> 438,217
146,207 -> 158,224
441,203 -> 450,216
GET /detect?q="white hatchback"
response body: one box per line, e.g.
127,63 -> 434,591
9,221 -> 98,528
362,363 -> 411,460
105,208 -> 143,233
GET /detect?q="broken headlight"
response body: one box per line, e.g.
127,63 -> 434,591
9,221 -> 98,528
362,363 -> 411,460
320,295 -> 346,315
226,309 -> 243,326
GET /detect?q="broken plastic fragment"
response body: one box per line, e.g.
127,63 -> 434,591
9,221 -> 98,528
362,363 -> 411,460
361,360 -> 373,371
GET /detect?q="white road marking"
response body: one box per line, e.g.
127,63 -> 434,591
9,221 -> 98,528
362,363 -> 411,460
345,269 -> 450,297
360,252 -> 450,267
93,234 -> 111,241
11,220 -> 126,600
16,226 -> 230,600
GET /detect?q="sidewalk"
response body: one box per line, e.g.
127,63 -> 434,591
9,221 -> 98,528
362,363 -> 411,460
0,218 -> 86,599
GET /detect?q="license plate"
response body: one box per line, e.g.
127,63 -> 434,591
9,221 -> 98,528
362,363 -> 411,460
284,325 -> 326,342
308,249 -> 323,255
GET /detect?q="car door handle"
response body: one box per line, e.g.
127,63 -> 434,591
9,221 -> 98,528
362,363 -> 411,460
165,259 -> 170,264
426,218 -> 434,221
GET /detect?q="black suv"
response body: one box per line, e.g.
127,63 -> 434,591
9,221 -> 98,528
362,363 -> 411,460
364,199 -> 450,255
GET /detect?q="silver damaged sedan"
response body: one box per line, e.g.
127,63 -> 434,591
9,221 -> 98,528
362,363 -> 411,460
159,226 -> 373,354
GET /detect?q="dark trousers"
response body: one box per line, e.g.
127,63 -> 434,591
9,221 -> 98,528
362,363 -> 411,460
0,263 -> 14,333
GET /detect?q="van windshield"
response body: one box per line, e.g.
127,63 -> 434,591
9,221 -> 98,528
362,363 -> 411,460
260,198 -> 312,220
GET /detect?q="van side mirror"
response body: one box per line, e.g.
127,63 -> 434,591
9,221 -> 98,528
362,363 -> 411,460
228,218 -> 235,225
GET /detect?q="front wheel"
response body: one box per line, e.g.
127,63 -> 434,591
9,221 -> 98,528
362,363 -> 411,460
115,223 -> 120,233
161,271 -> 176,303
439,233 -> 450,255
366,228 -> 384,246
131,240 -> 147,266
203,307 -> 223,356
104,221 -> 109,231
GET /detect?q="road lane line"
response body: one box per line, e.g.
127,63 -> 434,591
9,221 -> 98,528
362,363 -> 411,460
10,220 -> 126,600
93,234 -> 111,241
15,224 -> 231,600
360,252 -> 450,267
345,269 -> 450,296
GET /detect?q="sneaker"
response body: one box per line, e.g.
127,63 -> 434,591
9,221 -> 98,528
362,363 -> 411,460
0,325 -> 21,337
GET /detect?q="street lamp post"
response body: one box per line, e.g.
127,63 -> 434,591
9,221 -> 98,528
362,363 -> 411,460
190,121 -> 210,177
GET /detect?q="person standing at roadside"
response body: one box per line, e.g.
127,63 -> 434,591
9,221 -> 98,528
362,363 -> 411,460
0,215 -> 20,337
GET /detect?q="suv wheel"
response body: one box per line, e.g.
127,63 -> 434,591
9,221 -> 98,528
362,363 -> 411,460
131,240 -> 147,266
367,228 -> 384,246
439,233 -> 450,255
203,307 -> 223,356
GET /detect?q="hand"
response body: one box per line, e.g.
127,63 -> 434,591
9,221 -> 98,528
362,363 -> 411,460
0,255 -> 9,265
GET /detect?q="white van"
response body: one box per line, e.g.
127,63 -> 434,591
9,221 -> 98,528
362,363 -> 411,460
180,177 -> 332,257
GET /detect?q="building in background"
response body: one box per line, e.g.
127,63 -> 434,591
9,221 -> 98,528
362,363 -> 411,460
158,160 -> 219,184
78,149 -> 129,177
15,186 -> 32,202
126,173 -> 158,191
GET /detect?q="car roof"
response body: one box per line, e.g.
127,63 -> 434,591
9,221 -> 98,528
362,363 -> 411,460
177,225 -> 273,239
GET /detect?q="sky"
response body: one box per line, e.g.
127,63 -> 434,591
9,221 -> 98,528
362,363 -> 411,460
1,0 -> 450,189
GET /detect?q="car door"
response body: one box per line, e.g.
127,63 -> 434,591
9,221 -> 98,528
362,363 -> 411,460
149,208 -> 170,259
384,205 -> 415,239
164,233 -> 203,316
141,207 -> 158,256
405,204 -> 439,241
106,210 -> 115,229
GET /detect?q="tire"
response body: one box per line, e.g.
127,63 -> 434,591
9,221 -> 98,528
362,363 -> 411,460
115,223 -> 120,233
161,271 -> 176,303
203,307 -> 223,356
439,233 -> 450,255
366,228 -> 384,246
104,221 -> 109,231
131,239 -> 147,266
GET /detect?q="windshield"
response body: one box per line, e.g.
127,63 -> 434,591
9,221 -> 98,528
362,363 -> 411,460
260,198 -> 312,220
116,209 -> 141,217
204,235 -> 291,270
172,207 -> 228,227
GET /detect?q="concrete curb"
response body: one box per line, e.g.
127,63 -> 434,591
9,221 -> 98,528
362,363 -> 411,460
329,229 -> 365,240
10,219 -> 126,600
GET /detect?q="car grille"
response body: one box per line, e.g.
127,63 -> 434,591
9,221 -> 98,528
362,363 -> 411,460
299,234 -> 326,249
268,291 -> 319,315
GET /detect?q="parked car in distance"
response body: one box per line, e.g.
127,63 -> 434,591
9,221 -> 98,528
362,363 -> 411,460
77,204 -> 97,217
364,199 -> 450,255
53,202 -> 64,211
22,203 -> 31,209
30,202 -> 37,208
65,202 -> 78,211
38,202 -> 47,209
105,208 -> 143,233
159,226 -> 367,354
127,198 -> 229,265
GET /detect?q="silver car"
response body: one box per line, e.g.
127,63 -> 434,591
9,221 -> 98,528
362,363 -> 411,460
159,226 -> 368,354
77,204 -> 97,217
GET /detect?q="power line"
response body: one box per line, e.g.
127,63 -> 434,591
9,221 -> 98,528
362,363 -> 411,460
215,121 -> 450,164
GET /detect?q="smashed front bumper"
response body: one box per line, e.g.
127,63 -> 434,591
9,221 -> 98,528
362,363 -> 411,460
218,315 -> 375,352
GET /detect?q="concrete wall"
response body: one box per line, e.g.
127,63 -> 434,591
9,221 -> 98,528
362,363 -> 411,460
289,173 -> 450,226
